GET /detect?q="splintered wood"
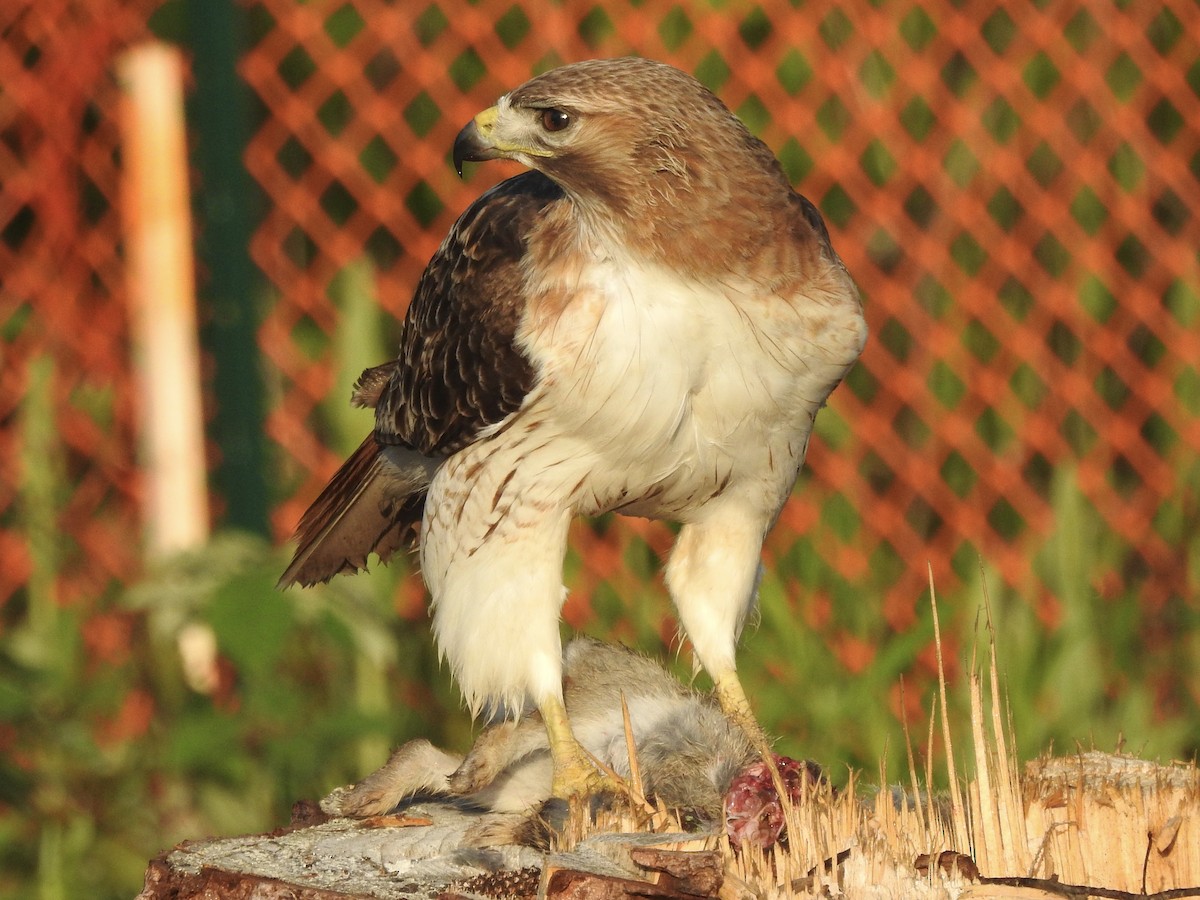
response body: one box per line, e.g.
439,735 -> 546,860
1023,752 -> 1200,894
538,835 -> 723,900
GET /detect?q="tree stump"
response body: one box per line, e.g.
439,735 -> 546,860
137,753 -> 1200,900
136,803 -> 719,900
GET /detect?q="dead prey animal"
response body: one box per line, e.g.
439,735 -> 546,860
322,638 -> 822,849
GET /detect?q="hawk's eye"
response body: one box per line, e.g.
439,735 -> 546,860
540,108 -> 571,132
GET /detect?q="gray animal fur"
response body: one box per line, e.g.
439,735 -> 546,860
322,638 -> 757,838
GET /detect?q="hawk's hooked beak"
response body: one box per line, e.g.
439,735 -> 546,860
453,107 -> 504,177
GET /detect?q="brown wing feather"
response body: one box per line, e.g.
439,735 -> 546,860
351,362 -> 396,409
278,437 -> 425,588
374,171 -> 562,455
283,172 -> 562,586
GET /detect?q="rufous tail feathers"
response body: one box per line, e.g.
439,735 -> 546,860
278,436 -> 433,588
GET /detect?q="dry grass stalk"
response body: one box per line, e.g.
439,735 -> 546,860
929,565 -> 970,851
965,582 -> 1028,878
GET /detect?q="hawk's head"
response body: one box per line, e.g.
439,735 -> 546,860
453,58 -> 790,227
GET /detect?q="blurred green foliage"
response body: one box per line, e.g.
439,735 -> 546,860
0,530 -> 468,900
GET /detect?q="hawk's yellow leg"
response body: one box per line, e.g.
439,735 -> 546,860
540,694 -> 623,799
713,669 -> 772,753
713,669 -> 792,804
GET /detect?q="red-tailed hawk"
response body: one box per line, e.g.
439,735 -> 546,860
280,57 -> 867,800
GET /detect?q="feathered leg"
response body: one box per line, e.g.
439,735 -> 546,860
665,509 -> 772,752
422,456 -> 624,801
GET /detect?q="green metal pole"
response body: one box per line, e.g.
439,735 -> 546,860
184,0 -> 269,536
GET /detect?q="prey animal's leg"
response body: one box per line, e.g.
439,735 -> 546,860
321,739 -> 464,817
449,718 -> 551,795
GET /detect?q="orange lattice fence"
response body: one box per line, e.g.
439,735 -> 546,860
243,0 -> 1199,636
0,1 -> 159,609
1,1 -> 1197,637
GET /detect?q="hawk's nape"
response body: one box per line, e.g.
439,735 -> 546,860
281,57 -> 867,806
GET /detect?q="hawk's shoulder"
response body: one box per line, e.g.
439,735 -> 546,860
375,171 -> 566,455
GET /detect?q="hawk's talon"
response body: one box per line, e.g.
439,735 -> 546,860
549,739 -> 626,800
541,692 -> 628,802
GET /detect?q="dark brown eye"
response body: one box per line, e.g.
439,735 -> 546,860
540,108 -> 571,132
